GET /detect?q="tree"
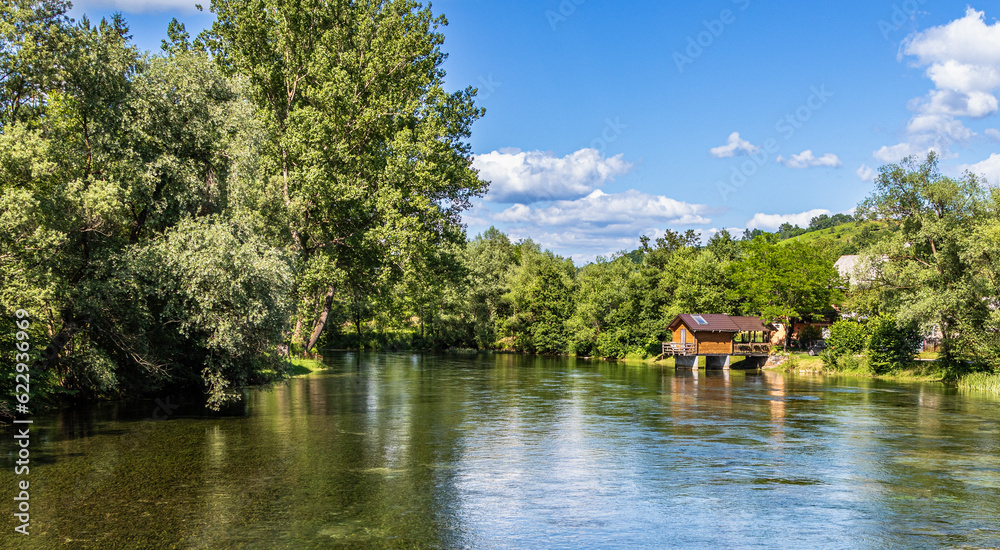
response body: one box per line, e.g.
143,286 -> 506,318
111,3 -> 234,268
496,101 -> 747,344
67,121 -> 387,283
732,236 -> 839,344
855,153 -> 992,368
503,241 -> 575,354
205,0 -> 487,352
463,227 -> 517,348
569,254 -> 639,358
0,6 -> 293,409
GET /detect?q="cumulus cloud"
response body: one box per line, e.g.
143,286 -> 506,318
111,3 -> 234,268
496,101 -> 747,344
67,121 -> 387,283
494,189 -> 711,227
72,0 -> 200,12
902,8 -> 1000,107
857,164 -> 877,182
473,148 -> 632,204
873,139 -> 947,164
710,132 -> 759,158
776,150 -> 842,169
746,209 -> 831,231
960,153 -> 1000,186
875,9 -> 1000,161
475,189 -> 712,263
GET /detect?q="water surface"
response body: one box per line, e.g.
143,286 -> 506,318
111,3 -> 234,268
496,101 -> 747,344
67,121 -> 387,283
3,353 -> 1000,549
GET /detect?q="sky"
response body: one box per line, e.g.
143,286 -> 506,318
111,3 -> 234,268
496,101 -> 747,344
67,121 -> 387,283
68,0 -> 1000,263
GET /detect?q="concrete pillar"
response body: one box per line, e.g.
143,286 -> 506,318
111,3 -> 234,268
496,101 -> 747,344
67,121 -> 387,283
705,355 -> 731,369
674,355 -> 699,369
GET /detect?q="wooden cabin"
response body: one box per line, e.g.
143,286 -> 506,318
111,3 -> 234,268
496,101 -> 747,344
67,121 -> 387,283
664,314 -> 775,357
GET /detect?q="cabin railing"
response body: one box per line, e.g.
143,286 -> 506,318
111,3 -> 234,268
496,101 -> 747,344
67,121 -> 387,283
662,342 -> 697,356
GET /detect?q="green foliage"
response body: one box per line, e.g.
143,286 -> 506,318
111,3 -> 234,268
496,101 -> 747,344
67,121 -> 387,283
956,372 -> 1000,395
731,236 -> 839,330
827,320 -> 869,355
853,153 -> 998,370
206,0 -> 487,352
463,227 -> 516,348
504,241 -> 574,354
866,314 -> 921,374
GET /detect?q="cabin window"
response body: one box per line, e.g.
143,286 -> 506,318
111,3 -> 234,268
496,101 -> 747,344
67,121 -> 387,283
680,329 -> 687,343
691,315 -> 708,325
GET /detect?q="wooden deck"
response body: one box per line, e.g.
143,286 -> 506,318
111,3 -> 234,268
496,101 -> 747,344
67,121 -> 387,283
662,341 -> 771,357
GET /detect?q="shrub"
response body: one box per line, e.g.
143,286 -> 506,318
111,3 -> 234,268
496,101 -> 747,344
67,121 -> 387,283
827,320 -> 869,355
798,325 -> 823,347
866,314 -> 921,374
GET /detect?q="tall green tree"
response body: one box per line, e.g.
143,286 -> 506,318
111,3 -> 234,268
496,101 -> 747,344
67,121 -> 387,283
206,0 -> 487,352
855,153 -> 995,368
0,7 -> 291,408
732,236 -> 838,343
503,241 -> 575,354
463,227 -> 517,348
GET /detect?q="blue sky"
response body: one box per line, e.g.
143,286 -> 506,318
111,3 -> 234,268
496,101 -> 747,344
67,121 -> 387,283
70,0 -> 1000,263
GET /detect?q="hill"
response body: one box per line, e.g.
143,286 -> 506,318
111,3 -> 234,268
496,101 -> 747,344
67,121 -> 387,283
778,220 -> 887,256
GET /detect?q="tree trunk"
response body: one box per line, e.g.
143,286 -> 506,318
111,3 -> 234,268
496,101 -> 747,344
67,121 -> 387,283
305,286 -> 335,352
291,316 -> 303,349
34,314 -> 84,373
354,313 -> 362,350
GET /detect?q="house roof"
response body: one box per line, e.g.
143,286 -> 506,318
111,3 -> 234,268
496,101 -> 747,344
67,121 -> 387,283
668,314 -> 773,333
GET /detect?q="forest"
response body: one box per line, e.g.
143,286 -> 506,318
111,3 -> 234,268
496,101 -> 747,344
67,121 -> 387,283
2,0 -> 1000,413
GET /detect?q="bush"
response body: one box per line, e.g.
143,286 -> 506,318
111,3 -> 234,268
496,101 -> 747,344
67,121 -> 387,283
827,320 -> 869,355
866,314 -> 921,374
798,325 -> 823,347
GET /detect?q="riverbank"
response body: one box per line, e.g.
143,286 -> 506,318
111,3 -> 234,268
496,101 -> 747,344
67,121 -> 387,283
289,357 -> 330,375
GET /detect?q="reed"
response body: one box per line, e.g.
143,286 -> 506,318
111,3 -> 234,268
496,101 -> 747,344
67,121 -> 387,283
956,372 -> 1000,394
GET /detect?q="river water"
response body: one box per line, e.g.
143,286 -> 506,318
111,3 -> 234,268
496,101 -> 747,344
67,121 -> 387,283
3,352 -> 1000,549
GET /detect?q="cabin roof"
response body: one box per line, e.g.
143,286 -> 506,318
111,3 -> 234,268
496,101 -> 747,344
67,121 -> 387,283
668,314 -> 773,333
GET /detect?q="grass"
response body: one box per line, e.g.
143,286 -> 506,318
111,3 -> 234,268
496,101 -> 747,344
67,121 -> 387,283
956,372 -> 1000,394
288,357 -> 329,376
778,220 -> 887,253
764,351 -> 950,382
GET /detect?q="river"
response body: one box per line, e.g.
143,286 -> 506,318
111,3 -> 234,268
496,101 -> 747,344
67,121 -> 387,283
3,352 -> 1000,549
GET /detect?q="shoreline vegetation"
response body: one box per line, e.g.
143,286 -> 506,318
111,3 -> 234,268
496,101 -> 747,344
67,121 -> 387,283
3,2 -> 1000,415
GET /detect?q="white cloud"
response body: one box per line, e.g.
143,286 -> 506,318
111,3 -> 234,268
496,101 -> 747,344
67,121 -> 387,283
474,188 -> 712,263
776,150 -> 842,169
746,209 -> 831,231
905,113 -> 974,141
857,164 -> 877,182
494,189 -> 711,227
710,132 -> 759,158
876,8 -> 1000,161
873,140 -> 946,164
72,0 -> 200,12
986,128 -> 1000,142
473,148 -> 632,203
960,153 -> 1000,185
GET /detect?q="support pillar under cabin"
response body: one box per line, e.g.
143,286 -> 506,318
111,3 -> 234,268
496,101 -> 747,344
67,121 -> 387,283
705,355 -> 731,369
674,355 -> 700,369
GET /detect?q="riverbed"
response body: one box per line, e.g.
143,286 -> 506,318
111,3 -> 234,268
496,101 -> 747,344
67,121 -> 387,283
3,352 -> 1000,549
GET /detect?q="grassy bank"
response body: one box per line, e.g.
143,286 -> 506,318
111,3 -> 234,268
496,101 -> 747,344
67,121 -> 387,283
956,372 -> 1000,394
288,357 -> 329,376
764,352 -> 949,382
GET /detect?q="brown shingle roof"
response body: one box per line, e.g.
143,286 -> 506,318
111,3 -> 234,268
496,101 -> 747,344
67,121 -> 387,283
668,314 -> 772,333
